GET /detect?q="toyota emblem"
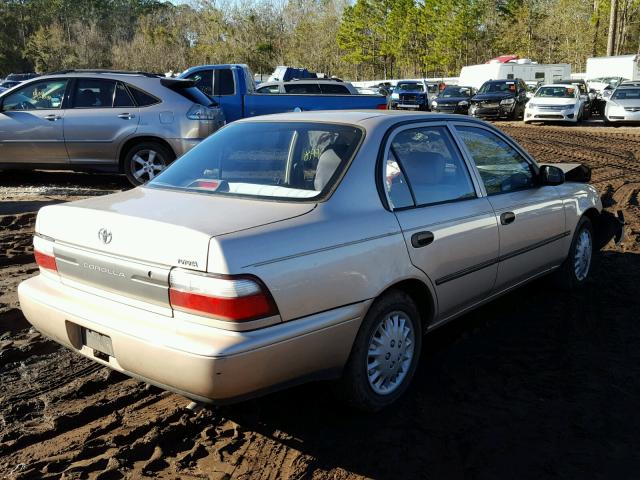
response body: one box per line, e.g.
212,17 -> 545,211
98,228 -> 112,245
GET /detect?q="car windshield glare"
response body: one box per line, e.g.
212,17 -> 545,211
478,82 -> 515,94
535,86 -> 575,98
440,87 -> 471,98
612,88 -> 640,100
148,122 -> 363,201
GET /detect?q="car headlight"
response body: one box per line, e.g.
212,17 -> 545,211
500,98 -> 515,105
458,100 -> 469,106
431,101 -> 438,107
391,93 -> 399,100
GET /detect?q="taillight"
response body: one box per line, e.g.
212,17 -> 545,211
169,269 -> 278,322
33,236 -> 57,272
376,103 -> 387,110
187,103 -> 216,120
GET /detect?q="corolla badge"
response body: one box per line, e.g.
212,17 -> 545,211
98,228 -> 112,245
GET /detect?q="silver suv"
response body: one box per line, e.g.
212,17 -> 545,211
0,70 -> 225,185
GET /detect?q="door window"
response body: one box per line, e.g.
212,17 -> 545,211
113,82 -> 136,107
284,83 -> 322,94
456,126 -> 534,195
185,70 -> 213,96
128,86 -> 160,107
72,79 -> 117,108
386,126 -> 476,208
2,79 -> 67,110
320,83 -> 350,94
213,69 -> 235,96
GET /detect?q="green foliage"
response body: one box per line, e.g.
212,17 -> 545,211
0,0 -> 639,79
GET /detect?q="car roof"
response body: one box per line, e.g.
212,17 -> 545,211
234,110 -> 488,129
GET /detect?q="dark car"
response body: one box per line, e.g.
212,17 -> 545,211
431,85 -> 475,114
388,81 -> 430,111
469,79 -> 528,120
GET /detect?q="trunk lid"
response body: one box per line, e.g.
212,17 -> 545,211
37,187 -> 315,312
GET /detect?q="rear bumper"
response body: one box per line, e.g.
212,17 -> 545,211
18,275 -> 365,403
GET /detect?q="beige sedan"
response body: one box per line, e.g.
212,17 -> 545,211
20,111 -> 608,411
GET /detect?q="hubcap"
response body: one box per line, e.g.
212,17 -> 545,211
131,149 -> 166,183
366,311 -> 415,395
573,228 -> 592,281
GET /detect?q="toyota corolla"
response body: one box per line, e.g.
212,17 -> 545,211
19,111 -> 609,411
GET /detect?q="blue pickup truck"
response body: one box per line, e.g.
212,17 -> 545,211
179,64 -> 388,122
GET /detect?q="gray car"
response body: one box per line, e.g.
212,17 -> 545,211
256,79 -> 359,95
19,111 -> 611,411
0,70 -> 225,185
605,85 -> 640,123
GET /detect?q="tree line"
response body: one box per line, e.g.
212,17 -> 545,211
0,0 -> 638,80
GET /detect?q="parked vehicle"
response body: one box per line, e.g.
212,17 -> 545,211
525,81 -> 542,99
388,81 -> 432,111
0,72 -> 40,89
256,80 -> 359,95
604,85 -> 640,124
586,55 -> 639,84
430,85 -> 475,114
19,110 -> 613,411
268,66 -> 318,82
524,84 -> 586,124
0,70 -> 225,185
469,79 -> 528,119
179,64 -> 387,123
553,79 -> 593,119
459,60 -> 570,90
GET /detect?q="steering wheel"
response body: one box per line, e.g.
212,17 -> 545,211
13,101 -> 32,111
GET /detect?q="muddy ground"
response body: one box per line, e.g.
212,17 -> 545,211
1,123 -> 639,479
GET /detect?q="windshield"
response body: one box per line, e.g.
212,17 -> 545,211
478,81 -> 516,94
397,83 -> 423,92
535,86 -> 576,98
612,88 -> 640,100
148,122 -> 363,201
439,86 -> 472,98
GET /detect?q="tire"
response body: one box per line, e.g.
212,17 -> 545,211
123,141 -> 174,186
553,217 -> 594,290
337,290 -> 422,412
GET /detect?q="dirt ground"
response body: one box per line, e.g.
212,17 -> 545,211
1,123 -> 639,479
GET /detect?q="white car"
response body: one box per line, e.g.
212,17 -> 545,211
524,84 -> 585,124
605,85 -> 640,123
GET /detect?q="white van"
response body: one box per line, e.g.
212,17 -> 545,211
459,60 -> 571,90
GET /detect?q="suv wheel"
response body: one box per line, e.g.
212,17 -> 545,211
338,290 -> 422,412
123,141 -> 174,186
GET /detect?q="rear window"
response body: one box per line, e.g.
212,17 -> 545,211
148,122 -> 364,201
172,86 -> 214,106
284,83 -> 322,94
129,86 -> 160,106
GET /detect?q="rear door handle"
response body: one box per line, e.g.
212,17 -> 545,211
44,114 -> 62,121
411,231 -> 434,248
117,113 -> 135,119
500,211 -> 516,225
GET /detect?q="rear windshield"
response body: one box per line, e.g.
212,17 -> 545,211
168,85 -> 214,106
535,86 -> 576,98
148,122 -> 364,201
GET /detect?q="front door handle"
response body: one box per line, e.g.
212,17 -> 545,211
44,114 -> 62,121
117,113 -> 135,119
500,211 -> 516,225
411,231 -> 434,248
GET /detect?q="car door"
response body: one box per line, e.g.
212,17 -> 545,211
63,78 -> 140,166
384,123 -> 499,321
0,78 -> 69,165
453,123 -> 567,293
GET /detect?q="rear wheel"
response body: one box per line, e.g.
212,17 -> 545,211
123,141 -> 174,186
553,217 -> 594,289
338,290 -> 422,412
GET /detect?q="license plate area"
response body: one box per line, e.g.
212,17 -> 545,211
83,327 -> 114,358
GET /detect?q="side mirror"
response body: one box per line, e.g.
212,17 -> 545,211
539,165 -> 565,186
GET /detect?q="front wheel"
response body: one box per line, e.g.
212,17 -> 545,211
337,290 -> 422,412
553,217 -> 594,289
123,141 -> 174,186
